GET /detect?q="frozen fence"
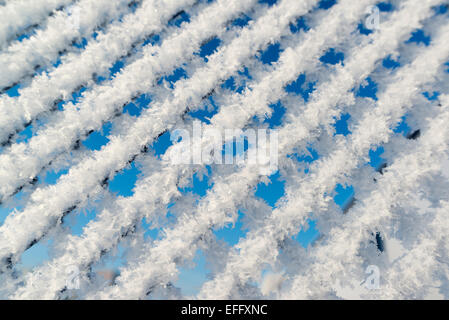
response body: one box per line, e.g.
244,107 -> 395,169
0,0 -> 448,299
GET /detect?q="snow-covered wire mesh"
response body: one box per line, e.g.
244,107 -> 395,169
0,0 -> 448,299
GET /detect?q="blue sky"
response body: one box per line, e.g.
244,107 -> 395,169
0,0 -> 444,297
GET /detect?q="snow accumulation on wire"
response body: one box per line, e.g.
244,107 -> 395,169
0,0 -> 136,90
0,0 -> 74,50
0,0 -> 199,145
0,0 -> 448,300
